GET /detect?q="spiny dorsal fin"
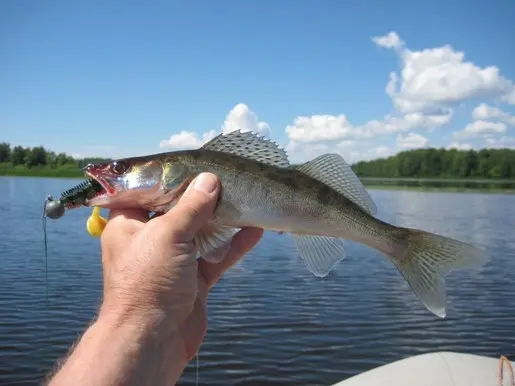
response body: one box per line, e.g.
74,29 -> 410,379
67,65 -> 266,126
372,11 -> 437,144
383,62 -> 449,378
295,153 -> 377,215
202,130 -> 290,168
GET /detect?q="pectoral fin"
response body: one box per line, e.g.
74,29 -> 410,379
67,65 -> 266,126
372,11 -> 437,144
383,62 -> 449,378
194,222 -> 241,263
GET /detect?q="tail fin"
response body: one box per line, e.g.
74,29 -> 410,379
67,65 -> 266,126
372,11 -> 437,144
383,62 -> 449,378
390,229 -> 488,318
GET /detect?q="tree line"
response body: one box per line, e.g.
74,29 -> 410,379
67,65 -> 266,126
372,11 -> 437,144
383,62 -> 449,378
0,142 -> 111,174
1,141 -> 514,179
352,147 -> 515,179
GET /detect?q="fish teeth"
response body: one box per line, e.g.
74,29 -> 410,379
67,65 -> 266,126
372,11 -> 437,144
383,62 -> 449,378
60,178 -> 94,198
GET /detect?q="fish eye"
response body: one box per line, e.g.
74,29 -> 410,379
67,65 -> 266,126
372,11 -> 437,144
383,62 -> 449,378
110,161 -> 129,175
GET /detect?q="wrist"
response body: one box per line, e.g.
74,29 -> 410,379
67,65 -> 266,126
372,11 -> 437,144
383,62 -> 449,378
100,284 -> 193,331
98,300 -> 171,335
49,308 -> 189,386
98,304 -> 190,379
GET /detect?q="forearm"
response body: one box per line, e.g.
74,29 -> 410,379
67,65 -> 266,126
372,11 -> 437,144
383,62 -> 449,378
47,309 -> 188,386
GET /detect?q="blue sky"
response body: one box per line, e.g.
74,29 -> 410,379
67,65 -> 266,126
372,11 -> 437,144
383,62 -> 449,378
2,0 -> 515,163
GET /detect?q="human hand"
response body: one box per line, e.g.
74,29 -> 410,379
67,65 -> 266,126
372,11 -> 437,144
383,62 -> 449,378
98,172 -> 263,364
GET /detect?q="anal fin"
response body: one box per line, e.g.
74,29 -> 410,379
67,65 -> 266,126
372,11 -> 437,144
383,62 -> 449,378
194,222 -> 241,263
292,235 -> 346,277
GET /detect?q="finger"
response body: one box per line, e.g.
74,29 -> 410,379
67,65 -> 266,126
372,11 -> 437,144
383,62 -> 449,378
108,208 -> 150,223
199,227 -> 263,289
157,173 -> 220,243
102,208 -> 149,239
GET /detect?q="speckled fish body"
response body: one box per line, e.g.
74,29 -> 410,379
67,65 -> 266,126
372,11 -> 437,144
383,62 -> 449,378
158,150 -> 380,239
75,131 -> 487,318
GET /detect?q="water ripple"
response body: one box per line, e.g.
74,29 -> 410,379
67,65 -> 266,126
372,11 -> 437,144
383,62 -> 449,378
0,177 -> 514,385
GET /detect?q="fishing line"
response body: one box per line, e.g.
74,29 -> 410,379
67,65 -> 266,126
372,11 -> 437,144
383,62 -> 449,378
196,351 -> 200,386
42,197 -> 49,303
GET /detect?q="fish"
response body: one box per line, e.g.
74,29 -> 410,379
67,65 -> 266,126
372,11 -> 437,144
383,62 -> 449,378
66,130 -> 488,318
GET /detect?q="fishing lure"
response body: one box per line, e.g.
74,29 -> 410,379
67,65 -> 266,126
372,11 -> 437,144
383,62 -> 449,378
43,178 -> 107,237
41,179 -> 107,302
86,207 -> 107,237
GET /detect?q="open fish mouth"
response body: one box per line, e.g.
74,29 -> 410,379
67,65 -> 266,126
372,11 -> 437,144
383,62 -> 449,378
83,171 -> 117,198
86,179 -> 110,202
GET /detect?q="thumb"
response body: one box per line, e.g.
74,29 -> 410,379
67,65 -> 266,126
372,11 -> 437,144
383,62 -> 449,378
159,172 -> 220,243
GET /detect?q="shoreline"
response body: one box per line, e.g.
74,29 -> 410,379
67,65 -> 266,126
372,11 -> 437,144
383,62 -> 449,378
2,169 -> 514,182
362,184 -> 515,194
359,177 -> 515,184
0,169 -> 84,179
2,172 -> 514,194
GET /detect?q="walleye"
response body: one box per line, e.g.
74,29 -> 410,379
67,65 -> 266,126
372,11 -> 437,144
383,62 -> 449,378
59,131 -> 488,318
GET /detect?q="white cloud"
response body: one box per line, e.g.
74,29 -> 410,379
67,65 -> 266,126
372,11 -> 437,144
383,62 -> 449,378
396,132 -> 429,150
402,111 -> 453,130
159,103 -> 269,150
286,140 -> 331,163
285,114 -> 356,142
485,136 -> 515,149
221,103 -> 270,135
337,140 -> 357,149
159,130 -> 217,149
503,89 -> 515,104
449,103 -> 514,151
372,31 -> 404,50
360,111 -> 453,135
353,146 -> 396,161
446,142 -> 472,150
287,138 -> 396,164
347,145 -> 397,163
284,110 -> 452,146
460,120 -> 506,137
472,103 -> 515,125
373,32 -> 515,114
157,32 -> 515,163
284,33 -> 514,162
359,115 -> 412,136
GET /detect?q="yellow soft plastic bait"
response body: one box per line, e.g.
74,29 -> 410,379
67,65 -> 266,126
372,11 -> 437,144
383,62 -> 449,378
86,207 -> 107,237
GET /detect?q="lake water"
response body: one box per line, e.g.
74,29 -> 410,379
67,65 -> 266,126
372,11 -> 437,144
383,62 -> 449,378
0,176 -> 514,385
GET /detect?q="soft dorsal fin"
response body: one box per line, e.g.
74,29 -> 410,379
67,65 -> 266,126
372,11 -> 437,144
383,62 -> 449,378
201,130 -> 290,168
295,153 -> 377,215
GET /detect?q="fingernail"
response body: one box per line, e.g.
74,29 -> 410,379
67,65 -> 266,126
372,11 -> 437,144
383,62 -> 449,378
192,173 -> 217,194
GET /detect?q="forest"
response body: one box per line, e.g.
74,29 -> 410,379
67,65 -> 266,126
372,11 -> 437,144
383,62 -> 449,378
0,141 -> 514,179
0,142 -> 110,177
352,147 -> 515,179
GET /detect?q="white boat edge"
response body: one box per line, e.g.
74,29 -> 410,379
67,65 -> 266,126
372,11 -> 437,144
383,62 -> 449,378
331,351 -> 514,386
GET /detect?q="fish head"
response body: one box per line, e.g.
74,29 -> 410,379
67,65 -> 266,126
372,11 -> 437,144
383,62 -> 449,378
83,156 -> 166,209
